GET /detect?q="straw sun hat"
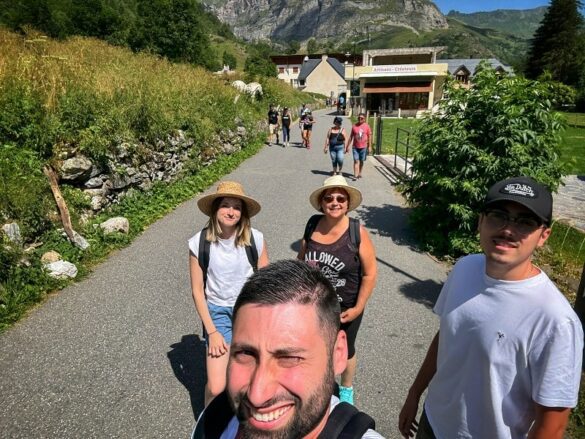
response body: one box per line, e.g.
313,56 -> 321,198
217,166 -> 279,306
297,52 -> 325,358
309,175 -> 362,212
197,181 -> 261,217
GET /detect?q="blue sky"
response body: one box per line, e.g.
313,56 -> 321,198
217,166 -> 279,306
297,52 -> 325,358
433,0 -> 550,14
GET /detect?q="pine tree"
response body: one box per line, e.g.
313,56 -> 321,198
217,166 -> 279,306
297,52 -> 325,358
525,0 -> 585,86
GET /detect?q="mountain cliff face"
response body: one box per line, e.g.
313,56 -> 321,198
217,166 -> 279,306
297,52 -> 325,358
202,0 -> 448,43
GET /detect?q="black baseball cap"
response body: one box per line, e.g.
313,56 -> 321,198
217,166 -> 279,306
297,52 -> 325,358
483,176 -> 553,225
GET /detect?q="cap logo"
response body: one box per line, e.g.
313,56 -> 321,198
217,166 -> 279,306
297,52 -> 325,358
501,183 -> 536,198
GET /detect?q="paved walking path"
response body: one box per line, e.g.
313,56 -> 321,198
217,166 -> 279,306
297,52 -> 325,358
0,109 -> 446,438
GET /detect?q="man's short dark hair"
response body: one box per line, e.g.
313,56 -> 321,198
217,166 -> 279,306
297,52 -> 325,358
233,260 -> 341,346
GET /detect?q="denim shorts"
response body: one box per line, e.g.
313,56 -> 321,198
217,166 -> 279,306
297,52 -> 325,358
353,147 -> 367,161
206,303 -> 233,345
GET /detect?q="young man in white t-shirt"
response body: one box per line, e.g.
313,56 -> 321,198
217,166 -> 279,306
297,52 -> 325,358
399,176 -> 584,439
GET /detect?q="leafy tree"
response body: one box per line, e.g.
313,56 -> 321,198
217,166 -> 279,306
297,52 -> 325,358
133,0 -> 218,70
307,38 -> 318,54
244,42 -> 276,78
222,51 -> 237,70
525,0 -> 585,86
402,65 -> 565,255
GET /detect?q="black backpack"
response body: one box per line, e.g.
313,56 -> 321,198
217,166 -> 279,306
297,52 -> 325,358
197,227 -> 258,287
303,214 -> 361,260
191,391 -> 375,439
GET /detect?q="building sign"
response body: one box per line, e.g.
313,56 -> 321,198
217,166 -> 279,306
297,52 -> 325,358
372,65 -> 418,73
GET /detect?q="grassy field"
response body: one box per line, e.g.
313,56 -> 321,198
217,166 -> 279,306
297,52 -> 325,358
559,112 -> 585,175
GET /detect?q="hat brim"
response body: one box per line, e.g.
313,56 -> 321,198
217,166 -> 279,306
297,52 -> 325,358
197,193 -> 261,218
309,185 -> 362,212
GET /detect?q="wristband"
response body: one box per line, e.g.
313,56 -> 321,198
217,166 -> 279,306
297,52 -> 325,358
208,330 -> 218,336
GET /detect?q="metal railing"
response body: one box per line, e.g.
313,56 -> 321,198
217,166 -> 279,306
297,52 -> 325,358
394,127 -> 413,178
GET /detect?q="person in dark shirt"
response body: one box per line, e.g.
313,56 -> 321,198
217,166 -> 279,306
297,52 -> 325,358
267,104 -> 279,145
281,107 -> 292,148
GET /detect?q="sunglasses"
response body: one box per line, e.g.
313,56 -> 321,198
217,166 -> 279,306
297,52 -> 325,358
358,116 -> 365,119
483,210 -> 543,234
323,194 -> 348,204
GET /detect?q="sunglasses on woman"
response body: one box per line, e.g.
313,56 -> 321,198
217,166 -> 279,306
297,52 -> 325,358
323,194 -> 348,203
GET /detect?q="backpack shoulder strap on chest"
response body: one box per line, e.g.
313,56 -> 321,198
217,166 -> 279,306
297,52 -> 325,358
198,227 -> 210,285
348,217 -> 361,251
192,391 -> 234,439
246,230 -> 259,272
304,214 -> 324,242
317,402 -> 376,439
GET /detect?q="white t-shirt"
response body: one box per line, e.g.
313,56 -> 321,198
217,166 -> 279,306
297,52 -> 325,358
188,228 -> 264,307
425,254 -> 584,439
218,396 -> 384,439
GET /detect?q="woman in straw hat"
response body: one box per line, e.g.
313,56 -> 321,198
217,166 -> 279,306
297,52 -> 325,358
188,181 -> 268,406
297,175 -> 377,405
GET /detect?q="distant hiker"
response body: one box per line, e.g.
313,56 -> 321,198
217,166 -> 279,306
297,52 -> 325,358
188,181 -> 269,406
267,104 -> 279,145
399,176 -> 584,439
346,113 -> 372,180
302,110 -> 315,149
192,260 -> 384,439
281,107 -> 292,148
298,176 -> 377,406
324,116 -> 347,176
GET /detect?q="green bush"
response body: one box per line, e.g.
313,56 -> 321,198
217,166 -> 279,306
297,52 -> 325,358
401,64 -> 565,255
0,144 -> 54,239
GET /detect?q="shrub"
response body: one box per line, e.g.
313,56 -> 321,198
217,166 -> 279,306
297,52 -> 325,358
402,64 -> 565,255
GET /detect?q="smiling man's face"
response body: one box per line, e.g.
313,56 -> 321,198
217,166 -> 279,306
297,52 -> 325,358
227,303 -> 347,439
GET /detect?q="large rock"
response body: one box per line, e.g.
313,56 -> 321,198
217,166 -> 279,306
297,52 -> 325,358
2,223 -> 22,245
100,217 -> 130,234
60,156 -> 94,181
45,260 -> 78,279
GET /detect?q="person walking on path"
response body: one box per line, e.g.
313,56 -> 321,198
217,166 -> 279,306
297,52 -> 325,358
346,113 -> 372,180
297,176 -> 377,405
188,181 -> 269,406
398,176 -> 584,439
281,107 -> 292,148
267,104 -> 279,146
301,110 -> 316,149
192,260 -> 384,439
324,116 -> 347,176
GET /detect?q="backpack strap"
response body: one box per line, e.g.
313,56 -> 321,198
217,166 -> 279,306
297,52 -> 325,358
317,402 -> 376,439
245,230 -> 259,272
304,214 -> 324,243
198,227 -> 211,286
192,391 -> 234,439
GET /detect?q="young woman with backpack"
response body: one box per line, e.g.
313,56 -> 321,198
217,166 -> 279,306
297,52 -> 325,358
188,181 -> 269,406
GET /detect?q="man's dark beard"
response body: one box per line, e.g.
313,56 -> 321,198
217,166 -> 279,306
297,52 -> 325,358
231,365 -> 335,439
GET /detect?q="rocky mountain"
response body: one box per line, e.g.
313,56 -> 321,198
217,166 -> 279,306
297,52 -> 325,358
202,0 -> 448,43
447,7 -> 547,40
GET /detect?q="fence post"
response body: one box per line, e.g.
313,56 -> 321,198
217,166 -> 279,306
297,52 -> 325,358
405,133 -> 410,175
376,115 -> 383,155
394,128 -> 399,168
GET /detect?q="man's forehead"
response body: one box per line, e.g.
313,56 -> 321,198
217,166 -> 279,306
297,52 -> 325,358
233,303 -> 320,334
486,200 -> 536,216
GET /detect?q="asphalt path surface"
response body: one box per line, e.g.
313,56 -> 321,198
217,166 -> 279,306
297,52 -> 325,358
0,109 -> 446,438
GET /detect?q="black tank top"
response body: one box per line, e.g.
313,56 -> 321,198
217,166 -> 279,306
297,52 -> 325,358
304,228 -> 361,309
329,129 -> 344,147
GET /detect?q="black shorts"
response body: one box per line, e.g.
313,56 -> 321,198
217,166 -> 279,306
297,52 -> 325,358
340,311 -> 363,359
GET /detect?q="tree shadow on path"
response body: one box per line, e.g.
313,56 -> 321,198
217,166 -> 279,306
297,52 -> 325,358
358,203 -> 444,308
167,334 -> 206,421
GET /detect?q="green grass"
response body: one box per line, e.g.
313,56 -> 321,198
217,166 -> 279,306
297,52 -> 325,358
378,118 -> 418,156
559,113 -> 585,175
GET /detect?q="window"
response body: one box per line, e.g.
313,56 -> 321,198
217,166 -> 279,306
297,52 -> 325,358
293,67 -> 299,73
278,67 -> 285,74
455,71 -> 469,84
